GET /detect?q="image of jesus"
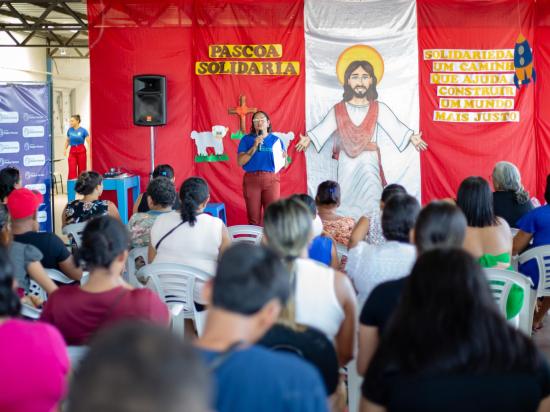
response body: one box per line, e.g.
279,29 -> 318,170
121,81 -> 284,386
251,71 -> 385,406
296,59 -> 427,217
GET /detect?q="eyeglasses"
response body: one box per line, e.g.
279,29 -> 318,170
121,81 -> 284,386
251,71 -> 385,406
253,117 -> 267,123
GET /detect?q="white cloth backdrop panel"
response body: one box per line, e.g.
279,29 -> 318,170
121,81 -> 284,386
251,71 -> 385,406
305,0 -> 420,218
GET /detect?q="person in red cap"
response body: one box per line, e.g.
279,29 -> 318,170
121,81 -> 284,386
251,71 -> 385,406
7,188 -> 82,282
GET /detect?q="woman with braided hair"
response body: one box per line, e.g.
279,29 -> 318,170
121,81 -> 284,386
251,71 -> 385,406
40,216 -> 169,345
149,177 -> 231,305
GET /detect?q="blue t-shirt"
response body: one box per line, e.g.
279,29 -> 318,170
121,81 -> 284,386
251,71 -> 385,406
199,345 -> 328,412
67,127 -> 89,146
238,133 -> 285,173
309,236 -> 333,266
517,205 -> 550,287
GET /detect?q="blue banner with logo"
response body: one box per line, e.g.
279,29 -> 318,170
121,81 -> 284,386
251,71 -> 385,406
0,83 -> 52,232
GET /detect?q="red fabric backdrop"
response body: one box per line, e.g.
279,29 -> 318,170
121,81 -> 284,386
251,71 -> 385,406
88,0 -> 305,225
535,0 -> 550,200
192,0 -> 306,224
417,0 -> 537,202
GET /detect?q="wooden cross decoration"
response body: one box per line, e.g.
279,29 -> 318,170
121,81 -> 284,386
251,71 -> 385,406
228,95 -> 257,133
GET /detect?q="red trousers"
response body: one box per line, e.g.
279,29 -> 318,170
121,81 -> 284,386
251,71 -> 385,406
68,145 -> 87,179
243,171 -> 280,226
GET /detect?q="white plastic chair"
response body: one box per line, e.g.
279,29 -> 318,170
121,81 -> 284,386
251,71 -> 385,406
67,346 -> 89,368
518,245 -> 550,329
336,243 -> 348,261
125,246 -> 149,287
62,222 -> 87,249
228,225 -> 263,244
45,268 -> 75,284
484,267 -> 534,334
137,263 -> 210,338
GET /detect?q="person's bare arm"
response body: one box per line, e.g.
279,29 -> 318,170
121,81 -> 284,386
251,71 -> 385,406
537,396 -> 550,412
107,201 -> 121,221
330,241 -> 340,269
357,325 -> 379,375
133,193 -> 144,215
58,255 -> 83,281
360,398 -> 386,412
333,270 -> 357,366
349,216 -> 370,249
219,225 -> 232,257
148,244 -> 157,263
61,206 -> 68,227
513,230 -> 533,255
237,136 -> 263,166
28,261 -> 58,295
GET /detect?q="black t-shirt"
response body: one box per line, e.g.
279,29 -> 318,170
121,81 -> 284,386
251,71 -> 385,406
360,277 -> 406,334
493,191 -> 534,228
14,231 -> 70,270
362,359 -> 550,412
258,323 -> 339,395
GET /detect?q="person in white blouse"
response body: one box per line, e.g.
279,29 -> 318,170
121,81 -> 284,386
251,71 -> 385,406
347,194 -> 419,308
263,197 -> 357,366
149,177 -> 231,305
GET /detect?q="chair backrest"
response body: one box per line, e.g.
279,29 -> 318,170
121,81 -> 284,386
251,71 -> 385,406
62,222 -> 87,249
484,267 -> 534,334
510,228 -> 520,237
125,246 -> 149,286
518,245 -> 550,297
227,225 -> 263,244
45,268 -> 74,284
137,263 -> 210,315
67,346 -> 89,368
335,243 -> 347,261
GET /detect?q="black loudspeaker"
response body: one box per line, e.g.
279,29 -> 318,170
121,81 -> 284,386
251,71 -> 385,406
133,75 -> 167,126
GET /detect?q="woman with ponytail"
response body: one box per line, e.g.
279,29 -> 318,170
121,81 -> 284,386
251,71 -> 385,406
0,246 -> 69,412
40,216 -> 169,345
149,177 -> 231,305
262,198 -> 356,366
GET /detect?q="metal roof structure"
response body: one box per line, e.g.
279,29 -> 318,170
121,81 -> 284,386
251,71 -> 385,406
0,1 -> 89,59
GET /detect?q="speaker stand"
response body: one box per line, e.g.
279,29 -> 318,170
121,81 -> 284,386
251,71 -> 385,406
150,126 -> 156,174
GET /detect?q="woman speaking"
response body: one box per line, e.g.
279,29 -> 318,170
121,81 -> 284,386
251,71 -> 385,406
237,111 -> 287,225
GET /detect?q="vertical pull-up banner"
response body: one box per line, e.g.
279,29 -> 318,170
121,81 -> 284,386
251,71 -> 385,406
192,0 -> 306,225
0,83 -> 52,231
418,0 -> 537,202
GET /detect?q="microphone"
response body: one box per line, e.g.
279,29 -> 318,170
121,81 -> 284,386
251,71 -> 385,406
258,129 -> 264,150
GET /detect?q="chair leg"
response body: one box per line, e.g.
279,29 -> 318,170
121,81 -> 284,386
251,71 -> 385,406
194,309 -> 208,337
347,360 -> 363,412
171,311 -> 185,338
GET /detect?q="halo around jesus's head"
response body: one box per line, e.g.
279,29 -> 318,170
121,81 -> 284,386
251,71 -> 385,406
336,44 -> 384,85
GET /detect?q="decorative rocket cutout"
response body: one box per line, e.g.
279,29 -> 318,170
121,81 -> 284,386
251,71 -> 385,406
514,33 -> 536,89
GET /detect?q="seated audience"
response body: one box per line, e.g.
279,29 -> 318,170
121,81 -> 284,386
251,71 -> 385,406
514,174 -> 550,327
316,180 -> 355,246
361,249 -> 550,412
347,194 -> 419,307
290,193 -> 339,269
348,183 -> 407,249
128,176 -> 176,249
492,161 -> 533,228
149,177 -> 231,305
40,216 -> 169,345
0,166 -> 20,203
196,243 -> 329,412
0,246 -> 69,412
263,198 -> 356,365
357,202 -> 467,375
67,323 -> 210,412
133,164 -> 180,214
1,200 -> 57,296
63,171 -> 120,226
8,188 -> 82,281
457,176 -> 513,269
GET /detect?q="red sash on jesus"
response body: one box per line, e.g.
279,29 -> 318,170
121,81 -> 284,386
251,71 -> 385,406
333,100 -> 387,186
